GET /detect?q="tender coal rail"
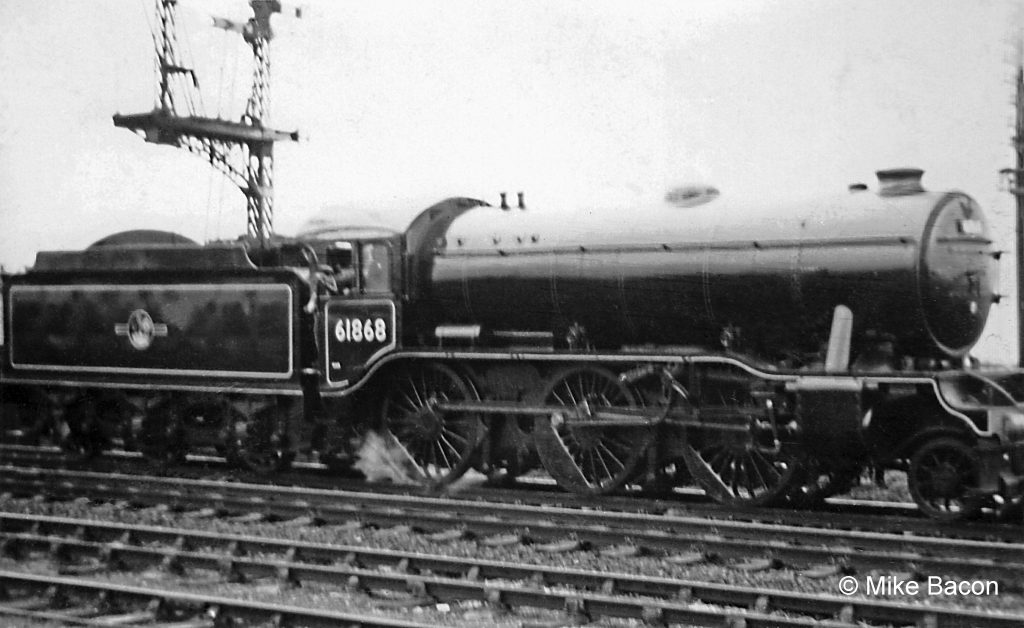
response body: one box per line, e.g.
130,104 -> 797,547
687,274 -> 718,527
3,466 -> 1024,590
2,514 -> 1023,627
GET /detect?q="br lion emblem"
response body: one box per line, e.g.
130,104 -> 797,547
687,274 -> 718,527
114,309 -> 168,350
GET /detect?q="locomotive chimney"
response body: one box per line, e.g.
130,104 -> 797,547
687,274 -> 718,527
517,191 -> 525,209
876,168 -> 925,196
500,192 -> 509,210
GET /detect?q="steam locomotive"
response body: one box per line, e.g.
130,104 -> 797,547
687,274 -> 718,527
3,167 -> 1023,520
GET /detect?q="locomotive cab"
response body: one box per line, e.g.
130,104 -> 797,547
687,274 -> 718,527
293,233 -> 402,389
304,239 -> 398,297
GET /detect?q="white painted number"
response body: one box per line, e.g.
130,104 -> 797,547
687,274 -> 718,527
335,317 -> 388,343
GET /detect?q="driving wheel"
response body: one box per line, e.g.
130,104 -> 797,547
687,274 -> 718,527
378,363 -> 485,486
533,366 -> 652,495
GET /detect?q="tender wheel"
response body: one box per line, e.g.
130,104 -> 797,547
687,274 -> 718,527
139,402 -> 188,467
316,408 -> 366,476
533,366 -> 652,496
908,436 -> 981,521
229,404 -> 293,474
378,363 -> 485,486
681,427 -> 803,507
172,398 -> 238,458
57,396 -> 107,462
0,388 -> 51,445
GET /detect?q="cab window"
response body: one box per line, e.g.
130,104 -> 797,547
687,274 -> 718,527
326,242 -> 357,291
326,242 -> 353,272
360,242 -> 391,292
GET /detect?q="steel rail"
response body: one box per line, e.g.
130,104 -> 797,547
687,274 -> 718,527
2,515 -> 1021,628
0,570 -> 435,627
2,466 -> 1023,588
10,442 -> 1024,546
0,569 -> 865,628
1,464 -> 1018,558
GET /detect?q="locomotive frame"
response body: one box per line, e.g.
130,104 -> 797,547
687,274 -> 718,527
4,182 -> 1024,521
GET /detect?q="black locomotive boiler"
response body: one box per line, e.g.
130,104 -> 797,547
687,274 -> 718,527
3,168 -> 1024,520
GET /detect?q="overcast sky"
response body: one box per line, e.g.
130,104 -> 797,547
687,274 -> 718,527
0,0 -> 1020,363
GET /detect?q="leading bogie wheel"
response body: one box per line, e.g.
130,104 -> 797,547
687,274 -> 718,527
533,366 -> 652,496
907,436 -> 982,521
378,362 -> 485,487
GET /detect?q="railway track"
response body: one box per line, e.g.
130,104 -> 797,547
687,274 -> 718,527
2,513 -> 1023,627
2,464 -> 1023,590
2,443 -> 1019,544
0,570 -> 438,627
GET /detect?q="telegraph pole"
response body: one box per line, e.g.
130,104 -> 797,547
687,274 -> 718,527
1001,32 -> 1024,367
113,0 -> 298,247
1016,65 -> 1024,366
1009,59 -> 1024,367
